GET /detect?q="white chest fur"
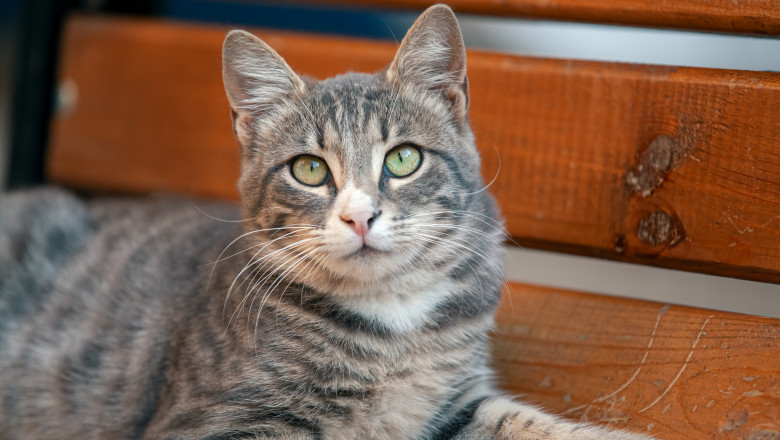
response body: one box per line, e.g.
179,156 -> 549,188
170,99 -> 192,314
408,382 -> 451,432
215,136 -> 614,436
339,280 -> 452,334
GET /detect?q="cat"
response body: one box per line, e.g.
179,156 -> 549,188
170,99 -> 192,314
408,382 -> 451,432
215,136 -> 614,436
0,4 -> 655,440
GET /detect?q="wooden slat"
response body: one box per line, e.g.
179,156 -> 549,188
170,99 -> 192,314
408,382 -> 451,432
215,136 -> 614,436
495,282 -> 780,439
332,0 -> 780,35
48,15 -> 780,283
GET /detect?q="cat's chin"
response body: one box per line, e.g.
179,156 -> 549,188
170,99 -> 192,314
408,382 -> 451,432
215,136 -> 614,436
329,253 -> 400,282
313,270 -> 445,300
312,247 -> 438,295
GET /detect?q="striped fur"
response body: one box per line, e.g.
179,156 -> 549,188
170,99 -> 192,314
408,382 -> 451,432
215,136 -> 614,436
0,5 -> 654,439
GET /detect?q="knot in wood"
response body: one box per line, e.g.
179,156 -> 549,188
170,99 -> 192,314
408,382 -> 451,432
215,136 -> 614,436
626,135 -> 677,197
636,210 -> 675,247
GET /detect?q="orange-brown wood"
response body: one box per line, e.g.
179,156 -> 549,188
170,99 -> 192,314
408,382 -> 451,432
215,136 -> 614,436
330,0 -> 780,35
48,15 -> 780,283
495,282 -> 780,439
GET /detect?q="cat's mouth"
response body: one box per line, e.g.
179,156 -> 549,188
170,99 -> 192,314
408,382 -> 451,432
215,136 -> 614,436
345,244 -> 388,259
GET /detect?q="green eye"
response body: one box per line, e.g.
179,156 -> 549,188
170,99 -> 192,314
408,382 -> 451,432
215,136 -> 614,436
384,145 -> 421,178
291,155 -> 329,186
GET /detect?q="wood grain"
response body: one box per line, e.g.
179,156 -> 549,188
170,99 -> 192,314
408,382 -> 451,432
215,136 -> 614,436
330,0 -> 780,35
495,282 -> 780,439
48,15 -> 780,282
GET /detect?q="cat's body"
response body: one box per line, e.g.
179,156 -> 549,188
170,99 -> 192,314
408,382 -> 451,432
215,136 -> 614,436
0,5 -> 654,439
0,189 -> 495,439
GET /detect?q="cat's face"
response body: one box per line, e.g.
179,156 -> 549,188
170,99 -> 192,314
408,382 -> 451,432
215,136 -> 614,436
222,6 -> 501,296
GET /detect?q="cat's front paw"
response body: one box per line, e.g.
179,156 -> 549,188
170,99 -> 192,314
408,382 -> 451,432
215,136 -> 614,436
463,397 -> 656,440
498,416 -> 654,440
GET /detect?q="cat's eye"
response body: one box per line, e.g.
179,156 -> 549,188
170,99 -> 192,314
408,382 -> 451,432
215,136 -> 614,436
291,155 -> 330,186
384,145 -> 421,178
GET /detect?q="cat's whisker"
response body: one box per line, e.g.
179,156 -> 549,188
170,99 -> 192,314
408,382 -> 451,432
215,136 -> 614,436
411,222 -> 503,247
211,224 -> 318,290
399,239 -> 443,279
418,228 -> 503,275
409,225 -> 503,264
404,209 -> 517,246
403,225 -> 500,268
448,238 -> 504,278
221,229 -> 315,320
405,209 -> 508,235
463,145 -> 502,196
223,234 -> 318,331
213,228 -> 288,296
405,207 -> 505,226
403,212 -> 502,237
298,251 -> 330,293
408,244 -> 487,315
244,236 -> 324,294
401,239 -> 438,273
405,233 -> 489,305
234,237 -> 320,332
244,238 -> 320,318
247,244 -> 323,347
282,245 -> 328,294
224,246 -> 270,329
191,203 -> 254,223
245,237 -> 322,293
217,229 -> 317,324
255,245 -> 323,345
212,226 -> 317,267
413,239 -> 472,324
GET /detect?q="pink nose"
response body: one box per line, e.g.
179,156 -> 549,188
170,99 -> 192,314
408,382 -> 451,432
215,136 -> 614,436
340,210 -> 380,240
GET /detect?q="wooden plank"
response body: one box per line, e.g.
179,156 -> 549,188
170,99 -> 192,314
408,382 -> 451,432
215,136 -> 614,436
332,0 -> 780,35
495,282 -> 780,439
48,15 -> 780,282
469,56 -> 780,283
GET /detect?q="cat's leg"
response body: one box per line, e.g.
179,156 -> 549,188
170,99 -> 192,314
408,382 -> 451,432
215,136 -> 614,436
453,395 -> 655,440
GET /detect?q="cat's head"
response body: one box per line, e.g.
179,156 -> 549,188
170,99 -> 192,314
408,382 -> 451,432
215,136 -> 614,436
221,5 -> 502,297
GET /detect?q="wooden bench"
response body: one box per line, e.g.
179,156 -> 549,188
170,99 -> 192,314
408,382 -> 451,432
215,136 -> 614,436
43,3 -> 780,439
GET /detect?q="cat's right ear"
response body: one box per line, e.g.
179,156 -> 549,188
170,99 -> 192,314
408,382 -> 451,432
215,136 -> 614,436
222,30 -> 305,145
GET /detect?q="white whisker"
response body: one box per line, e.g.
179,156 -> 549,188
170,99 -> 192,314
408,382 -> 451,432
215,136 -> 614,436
222,232 -> 317,332
464,146 -> 501,195
406,233 -> 488,306
236,237 -> 319,332
191,203 -> 251,223
257,245 -> 322,342
406,209 -> 508,234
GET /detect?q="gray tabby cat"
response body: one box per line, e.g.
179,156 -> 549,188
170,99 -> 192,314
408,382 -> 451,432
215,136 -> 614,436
0,5 -> 654,440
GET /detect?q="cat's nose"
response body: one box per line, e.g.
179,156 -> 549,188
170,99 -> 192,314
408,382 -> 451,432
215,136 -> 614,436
340,209 -> 381,240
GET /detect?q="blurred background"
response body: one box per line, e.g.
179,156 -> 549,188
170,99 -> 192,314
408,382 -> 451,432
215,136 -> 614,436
1,0 -> 778,316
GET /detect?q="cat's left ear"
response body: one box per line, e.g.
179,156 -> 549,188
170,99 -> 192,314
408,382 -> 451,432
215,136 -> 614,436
387,4 -> 469,118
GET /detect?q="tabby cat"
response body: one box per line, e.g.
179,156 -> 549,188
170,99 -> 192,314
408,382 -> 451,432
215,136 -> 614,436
0,5 -> 655,439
